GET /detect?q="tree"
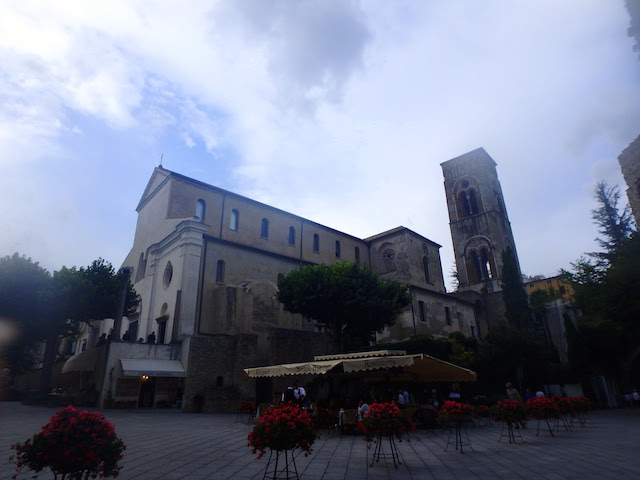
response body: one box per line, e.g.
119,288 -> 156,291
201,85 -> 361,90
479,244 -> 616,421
589,181 -> 635,267
564,182 -> 639,388
38,259 -> 138,393
0,254 -> 51,374
477,323 -> 551,392
276,261 -> 411,351
1,254 -> 138,393
500,246 -> 532,330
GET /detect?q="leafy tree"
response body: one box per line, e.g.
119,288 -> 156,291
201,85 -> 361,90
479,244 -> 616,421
0,254 -> 51,374
276,261 -> 411,351
476,323 -> 551,392
563,182 -> 639,388
500,246 -> 532,329
38,259 -> 138,393
1,254 -> 138,393
589,181 -> 635,267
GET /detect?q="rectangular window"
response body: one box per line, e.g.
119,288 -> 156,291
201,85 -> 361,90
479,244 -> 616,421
419,301 -> 426,322
313,234 -> 319,253
445,306 -> 452,326
471,325 -> 476,337
559,286 -> 566,295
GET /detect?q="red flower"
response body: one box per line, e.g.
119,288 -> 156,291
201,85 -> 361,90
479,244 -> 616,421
248,403 -> 317,458
10,406 -> 125,480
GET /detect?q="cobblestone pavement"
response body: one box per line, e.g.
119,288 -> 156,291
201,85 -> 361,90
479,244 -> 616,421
2,402 -> 639,480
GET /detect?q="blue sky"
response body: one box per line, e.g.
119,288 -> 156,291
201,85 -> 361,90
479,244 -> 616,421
1,0 -> 639,290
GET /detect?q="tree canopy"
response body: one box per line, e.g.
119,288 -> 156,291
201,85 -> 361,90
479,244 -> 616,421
589,181 -> 635,267
276,261 -> 411,351
563,182 -> 639,388
500,246 -> 532,329
0,254 -> 138,392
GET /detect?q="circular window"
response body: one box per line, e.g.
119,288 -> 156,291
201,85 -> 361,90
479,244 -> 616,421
382,248 -> 395,263
163,262 -> 173,289
461,179 -> 470,188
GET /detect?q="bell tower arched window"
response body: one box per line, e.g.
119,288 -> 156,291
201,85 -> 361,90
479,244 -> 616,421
423,256 -> 430,283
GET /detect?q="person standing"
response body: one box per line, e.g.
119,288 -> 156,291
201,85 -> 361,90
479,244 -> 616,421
506,382 -> 525,428
282,383 -> 296,403
505,382 -> 522,402
293,382 -> 306,406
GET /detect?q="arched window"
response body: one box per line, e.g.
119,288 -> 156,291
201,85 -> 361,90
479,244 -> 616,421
355,247 -> 360,264
419,300 -> 427,322
136,252 -> 146,282
288,226 -> 295,246
163,262 -> 173,289
470,251 -> 481,283
335,240 -> 341,258
196,199 -> 206,221
456,180 -> 483,218
480,247 -> 491,279
459,191 -> 471,216
423,256 -> 430,283
230,209 -> 239,231
261,218 -> 269,238
216,260 -> 225,283
313,234 -> 319,252
468,189 -> 478,214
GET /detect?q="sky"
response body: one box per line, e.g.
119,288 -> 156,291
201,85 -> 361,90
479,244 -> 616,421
1,0 -> 639,292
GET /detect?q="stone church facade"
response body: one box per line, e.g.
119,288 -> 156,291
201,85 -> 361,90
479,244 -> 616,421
67,147 -> 521,412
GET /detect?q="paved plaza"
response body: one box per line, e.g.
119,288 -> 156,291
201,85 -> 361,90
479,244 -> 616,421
1,402 -> 639,480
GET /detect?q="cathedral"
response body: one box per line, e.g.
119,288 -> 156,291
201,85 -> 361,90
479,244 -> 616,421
64,147 -> 521,412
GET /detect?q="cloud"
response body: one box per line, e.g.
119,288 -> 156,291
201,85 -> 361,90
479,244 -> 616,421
0,0 -> 639,292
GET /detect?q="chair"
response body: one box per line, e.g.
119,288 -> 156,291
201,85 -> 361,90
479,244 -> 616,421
340,409 -> 358,435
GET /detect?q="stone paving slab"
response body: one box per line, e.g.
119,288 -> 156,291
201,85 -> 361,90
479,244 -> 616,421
1,402 -> 640,480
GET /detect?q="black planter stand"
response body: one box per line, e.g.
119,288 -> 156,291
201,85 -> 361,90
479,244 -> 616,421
370,434 -> 401,468
263,449 -> 298,480
445,417 -> 473,453
499,421 -> 525,444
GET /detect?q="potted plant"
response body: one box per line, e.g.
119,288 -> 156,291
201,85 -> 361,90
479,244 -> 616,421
248,402 -> 317,479
357,402 -> 415,467
491,399 -> 527,444
10,405 -> 125,480
439,400 -> 473,424
526,397 -> 559,437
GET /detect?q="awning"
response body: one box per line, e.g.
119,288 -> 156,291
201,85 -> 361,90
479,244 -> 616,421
314,350 -> 407,361
120,359 -> 186,377
364,354 -> 477,383
244,352 -> 474,382
62,348 -> 100,374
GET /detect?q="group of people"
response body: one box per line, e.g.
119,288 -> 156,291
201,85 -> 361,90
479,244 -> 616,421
281,381 -> 309,407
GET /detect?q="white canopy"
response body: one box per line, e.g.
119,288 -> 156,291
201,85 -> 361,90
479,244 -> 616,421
244,350 -> 476,382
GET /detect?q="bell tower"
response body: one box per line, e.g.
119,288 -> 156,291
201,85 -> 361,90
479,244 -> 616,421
441,147 -> 521,294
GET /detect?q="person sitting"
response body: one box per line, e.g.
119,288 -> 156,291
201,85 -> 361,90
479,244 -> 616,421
357,398 -> 370,420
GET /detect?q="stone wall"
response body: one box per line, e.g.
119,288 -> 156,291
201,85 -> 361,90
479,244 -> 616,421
618,134 -> 640,226
183,334 -> 258,413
